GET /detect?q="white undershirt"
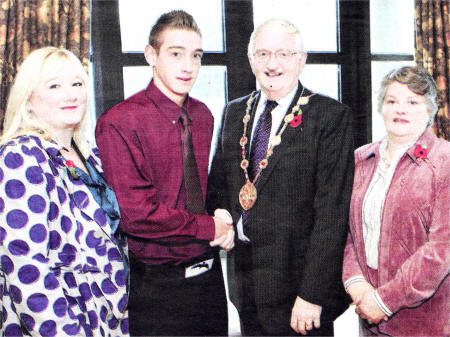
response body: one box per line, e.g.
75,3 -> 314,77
362,138 -> 412,268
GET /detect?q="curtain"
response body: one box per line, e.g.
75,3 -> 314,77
0,0 -> 90,129
415,0 -> 450,140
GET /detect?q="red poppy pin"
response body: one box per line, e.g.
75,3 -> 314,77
65,160 -> 79,179
413,143 -> 428,162
289,114 -> 302,127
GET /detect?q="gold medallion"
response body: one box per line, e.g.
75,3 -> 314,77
239,181 -> 257,210
238,90 -> 315,211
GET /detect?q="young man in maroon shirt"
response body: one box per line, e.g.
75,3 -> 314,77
96,10 -> 233,336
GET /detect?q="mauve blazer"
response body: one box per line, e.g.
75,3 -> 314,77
343,129 -> 449,337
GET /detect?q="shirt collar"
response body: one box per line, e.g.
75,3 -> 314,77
30,135 -> 66,159
379,137 -> 414,163
145,79 -> 190,121
259,82 -> 299,112
28,135 -> 99,170
365,128 -> 436,162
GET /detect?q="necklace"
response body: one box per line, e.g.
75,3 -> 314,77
238,88 -> 315,210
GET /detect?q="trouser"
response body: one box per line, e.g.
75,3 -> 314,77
236,242 -> 335,336
128,251 -> 228,336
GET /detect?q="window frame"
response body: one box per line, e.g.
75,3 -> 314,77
91,0 -> 414,148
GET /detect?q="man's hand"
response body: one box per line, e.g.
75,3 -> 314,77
355,291 -> 387,324
290,296 -> 322,335
210,209 -> 234,250
209,227 -> 234,251
346,280 -> 374,304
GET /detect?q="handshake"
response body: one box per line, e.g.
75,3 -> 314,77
210,209 -> 234,251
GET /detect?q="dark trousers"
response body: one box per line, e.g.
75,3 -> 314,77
236,243 -> 334,336
128,252 -> 228,336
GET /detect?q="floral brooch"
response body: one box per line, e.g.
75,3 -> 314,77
289,114 -> 302,127
412,143 -> 428,163
65,160 -> 79,179
284,112 -> 302,127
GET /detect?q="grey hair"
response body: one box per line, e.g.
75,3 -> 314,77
377,66 -> 438,126
247,18 -> 305,58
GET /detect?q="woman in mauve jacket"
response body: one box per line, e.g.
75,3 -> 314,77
343,66 -> 449,337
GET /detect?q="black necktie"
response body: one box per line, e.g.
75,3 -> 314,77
179,108 -> 204,213
248,100 -> 278,181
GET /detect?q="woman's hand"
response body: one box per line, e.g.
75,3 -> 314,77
347,281 -> 387,323
355,290 -> 388,324
346,280 -> 374,304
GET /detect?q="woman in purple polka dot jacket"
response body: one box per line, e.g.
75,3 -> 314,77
0,47 -> 129,336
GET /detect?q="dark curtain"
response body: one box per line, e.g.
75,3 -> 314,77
0,0 -> 90,129
415,0 -> 450,140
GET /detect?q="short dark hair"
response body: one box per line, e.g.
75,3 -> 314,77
148,10 -> 201,51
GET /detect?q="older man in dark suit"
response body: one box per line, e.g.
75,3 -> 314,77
207,18 -> 354,336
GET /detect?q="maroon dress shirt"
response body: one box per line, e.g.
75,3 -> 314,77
95,80 -> 215,264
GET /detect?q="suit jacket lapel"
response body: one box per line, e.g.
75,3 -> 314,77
255,84 -> 313,192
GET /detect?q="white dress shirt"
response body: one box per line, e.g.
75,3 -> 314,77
362,138 -> 412,268
237,84 -> 299,241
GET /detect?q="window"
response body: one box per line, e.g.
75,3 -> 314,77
92,0 -> 416,149
370,0 -> 415,141
91,2 -> 416,336
370,0 -> 415,54
253,0 -> 338,53
253,0 -> 339,100
252,0 -> 415,141
117,0 -> 228,158
119,0 -> 225,53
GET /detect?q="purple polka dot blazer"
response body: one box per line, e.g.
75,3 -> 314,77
0,135 -> 129,337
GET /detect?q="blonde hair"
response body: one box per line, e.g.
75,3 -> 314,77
248,18 -> 305,58
1,46 -> 93,157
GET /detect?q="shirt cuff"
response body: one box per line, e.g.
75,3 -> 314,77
374,290 -> 393,316
195,213 -> 216,241
237,216 -> 250,242
344,275 -> 366,291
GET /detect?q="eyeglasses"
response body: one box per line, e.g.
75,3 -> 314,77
253,50 -> 301,63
